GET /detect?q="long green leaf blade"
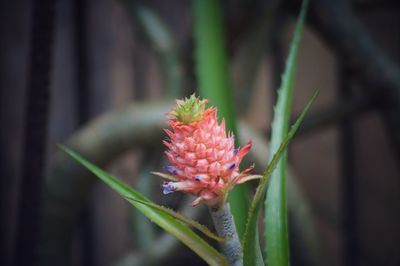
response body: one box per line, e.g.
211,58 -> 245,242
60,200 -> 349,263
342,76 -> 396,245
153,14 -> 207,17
58,145 -> 228,266
127,198 -> 224,242
265,1 -> 309,265
192,0 -> 249,238
242,91 -> 317,266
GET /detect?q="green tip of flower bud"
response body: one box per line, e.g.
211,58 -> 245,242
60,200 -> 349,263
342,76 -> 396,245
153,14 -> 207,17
171,94 -> 208,124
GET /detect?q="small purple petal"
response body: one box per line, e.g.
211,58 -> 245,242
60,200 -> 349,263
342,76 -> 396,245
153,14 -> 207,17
162,182 -> 174,194
195,175 -> 201,182
233,148 -> 238,155
229,163 -> 236,170
164,165 -> 178,175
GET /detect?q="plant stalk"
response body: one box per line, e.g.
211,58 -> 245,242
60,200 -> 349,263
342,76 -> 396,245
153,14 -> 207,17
209,203 -> 243,266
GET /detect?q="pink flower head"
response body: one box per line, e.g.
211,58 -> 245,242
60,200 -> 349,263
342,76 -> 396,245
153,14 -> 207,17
158,94 -> 254,206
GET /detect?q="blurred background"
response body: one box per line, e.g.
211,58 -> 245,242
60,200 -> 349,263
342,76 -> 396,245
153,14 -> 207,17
1,0 -> 399,265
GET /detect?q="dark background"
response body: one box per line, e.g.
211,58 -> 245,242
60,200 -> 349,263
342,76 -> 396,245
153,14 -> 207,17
1,0 -> 399,265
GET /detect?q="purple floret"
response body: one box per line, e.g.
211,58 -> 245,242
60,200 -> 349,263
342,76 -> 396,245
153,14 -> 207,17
164,165 -> 178,175
162,182 -> 174,195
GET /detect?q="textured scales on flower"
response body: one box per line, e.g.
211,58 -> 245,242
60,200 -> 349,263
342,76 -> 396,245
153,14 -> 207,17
155,94 -> 257,207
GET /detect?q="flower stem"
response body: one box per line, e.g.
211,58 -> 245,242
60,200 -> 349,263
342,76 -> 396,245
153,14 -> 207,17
209,203 -> 243,266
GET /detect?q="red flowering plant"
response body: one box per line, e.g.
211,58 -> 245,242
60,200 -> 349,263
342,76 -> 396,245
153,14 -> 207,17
59,1 -> 314,265
153,95 -> 258,207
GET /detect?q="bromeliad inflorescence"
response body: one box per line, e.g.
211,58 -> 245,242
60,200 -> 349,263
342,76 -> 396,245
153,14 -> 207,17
153,94 -> 258,207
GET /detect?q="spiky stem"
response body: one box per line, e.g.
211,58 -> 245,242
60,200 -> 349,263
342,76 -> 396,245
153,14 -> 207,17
209,203 -> 243,266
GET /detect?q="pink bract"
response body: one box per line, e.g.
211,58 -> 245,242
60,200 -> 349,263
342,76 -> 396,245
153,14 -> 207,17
161,98 -> 253,206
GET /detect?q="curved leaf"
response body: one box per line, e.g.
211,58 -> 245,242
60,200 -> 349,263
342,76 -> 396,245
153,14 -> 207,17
59,145 -> 228,266
242,91 -> 317,266
127,198 -> 224,242
264,1 -> 309,265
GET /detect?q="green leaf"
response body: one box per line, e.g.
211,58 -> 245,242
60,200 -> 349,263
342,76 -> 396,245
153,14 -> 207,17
58,145 -> 228,266
192,0 -> 248,238
126,197 -> 225,242
264,1 -> 309,265
129,3 -> 183,97
242,91 -> 317,266
132,158 -> 157,251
